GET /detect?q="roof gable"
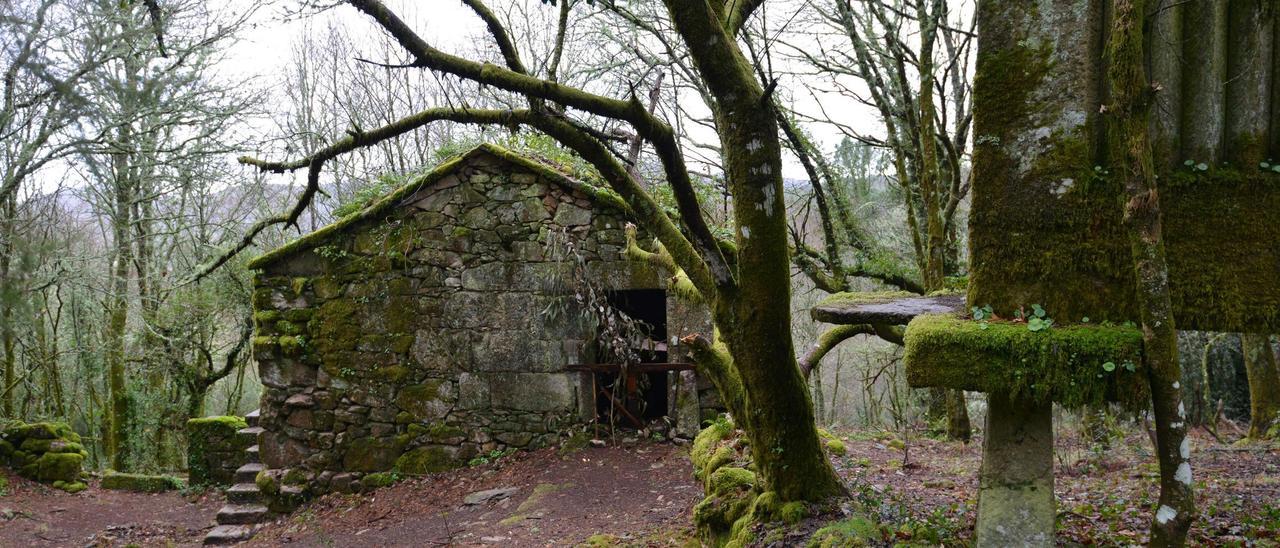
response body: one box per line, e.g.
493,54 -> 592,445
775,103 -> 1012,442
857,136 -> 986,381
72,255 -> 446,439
247,144 -> 629,270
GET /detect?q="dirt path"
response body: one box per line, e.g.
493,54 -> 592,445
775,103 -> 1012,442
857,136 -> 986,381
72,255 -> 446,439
248,442 -> 700,547
0,470 -> 221,547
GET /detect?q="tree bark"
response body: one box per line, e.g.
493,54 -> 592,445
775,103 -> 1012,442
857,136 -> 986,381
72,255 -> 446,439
1242,333 -> 1280,439
1108,1 -> 1195,544
105,120 -> 135,471
1224,0 -> 1273,166
0,193 -> 14,418
663,0 -> 845,502
1180,0 -> 1227,164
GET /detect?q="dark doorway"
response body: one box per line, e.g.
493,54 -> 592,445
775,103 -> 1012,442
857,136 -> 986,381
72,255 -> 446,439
593,289 -> 669,425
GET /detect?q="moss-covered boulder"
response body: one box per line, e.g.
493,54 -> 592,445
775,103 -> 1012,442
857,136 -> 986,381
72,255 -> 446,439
692,466 -> 757,545
904,314 -> 1149,409
101,471 -> 184,493
187,416 -> 250,486
0,420 -> 88,492
691,417 -> 740,486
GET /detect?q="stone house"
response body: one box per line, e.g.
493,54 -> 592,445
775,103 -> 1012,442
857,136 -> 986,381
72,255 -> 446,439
248,144 -> 716,495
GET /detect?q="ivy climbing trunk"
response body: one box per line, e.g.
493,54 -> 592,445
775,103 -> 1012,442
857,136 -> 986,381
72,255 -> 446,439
1242,333 -> 1280,440
1107,1 -> 1195,544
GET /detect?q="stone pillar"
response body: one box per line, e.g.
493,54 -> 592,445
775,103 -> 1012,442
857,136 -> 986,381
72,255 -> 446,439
673,370 -> 702,439
976,392 -> 1054,547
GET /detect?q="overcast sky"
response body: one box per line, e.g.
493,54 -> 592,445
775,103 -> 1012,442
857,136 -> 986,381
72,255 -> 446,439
217,1 -> 886,182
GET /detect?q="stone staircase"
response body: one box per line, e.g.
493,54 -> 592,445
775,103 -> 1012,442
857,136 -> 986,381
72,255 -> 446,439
204,410 -> 270,545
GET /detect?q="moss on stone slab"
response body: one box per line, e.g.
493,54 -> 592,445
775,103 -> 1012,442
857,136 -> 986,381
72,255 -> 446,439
101,472 -> 184,493
903,314 -> 1148,409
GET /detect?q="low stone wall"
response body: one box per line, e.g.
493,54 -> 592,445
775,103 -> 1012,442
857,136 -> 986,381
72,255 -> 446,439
187,416 -> 251,485
102,471 -> 185,493
0,420 -> 88,493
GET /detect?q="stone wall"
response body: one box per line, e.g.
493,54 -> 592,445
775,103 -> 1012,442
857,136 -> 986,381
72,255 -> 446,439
187,416 -> 250,485
251,148 -> 713,495
0,420 -> 88,493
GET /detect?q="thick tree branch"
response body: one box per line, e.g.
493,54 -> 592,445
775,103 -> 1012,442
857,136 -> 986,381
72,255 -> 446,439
799,324 -> 873,377
348,0 -> 733,288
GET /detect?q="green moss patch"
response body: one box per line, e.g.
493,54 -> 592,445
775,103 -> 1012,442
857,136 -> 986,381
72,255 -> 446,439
187,416 -> 250,486
101,472 -> 184,493
393,445 -> 457,475
807,515 -> 882,547
361,472 -> 401,489
692,467 -> 757,542
903,314 -> 1148,409
1,420 -> 87,490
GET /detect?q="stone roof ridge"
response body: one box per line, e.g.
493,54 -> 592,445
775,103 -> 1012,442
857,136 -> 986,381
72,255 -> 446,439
246,143 -> 629,270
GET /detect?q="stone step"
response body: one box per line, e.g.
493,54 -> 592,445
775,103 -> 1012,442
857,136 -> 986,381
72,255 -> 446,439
236,426 -> 264,446
244,409 -> 260,428
204,524 -> 254,545
235,462 -> 265,484
226,483 -> 262,504
216,503 -> 269,525
244,445 -> 259,464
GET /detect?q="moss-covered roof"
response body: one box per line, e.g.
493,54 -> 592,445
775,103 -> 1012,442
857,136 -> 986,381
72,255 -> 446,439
810,291 -> 964,326
247,143 -> 632,270
903,313 -> 1148,409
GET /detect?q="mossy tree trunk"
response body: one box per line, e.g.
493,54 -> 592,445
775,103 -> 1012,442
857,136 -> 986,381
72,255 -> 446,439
1107,1 -> 1195,544
1242,333 -> 1280,440
105,125 -> 134,471
1,192 -> 13,418
246,0 -> 848,504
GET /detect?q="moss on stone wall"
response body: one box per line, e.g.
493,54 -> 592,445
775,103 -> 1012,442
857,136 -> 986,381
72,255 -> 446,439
903,314 -> 1148,409
187,416 -> 249,486
0,421 -> 88,492
247,145 -> 710,498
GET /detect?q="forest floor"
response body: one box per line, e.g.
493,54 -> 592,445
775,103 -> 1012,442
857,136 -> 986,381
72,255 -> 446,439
823,425 -> 1280,545
0,425 -> 1275,547
0,470 -> 221,547
247,441 -> 700,547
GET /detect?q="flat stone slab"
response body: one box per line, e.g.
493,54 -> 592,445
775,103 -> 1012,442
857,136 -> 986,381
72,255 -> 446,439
204,524 -> 255,545
811,291 -> 965,326
464,487 -> 519,506
216,504 -> 269,525
903,313 -> 1148,409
